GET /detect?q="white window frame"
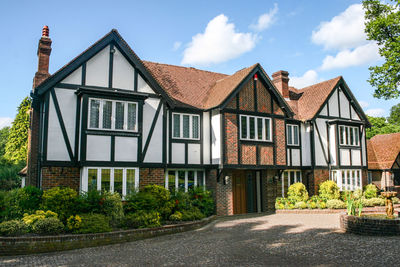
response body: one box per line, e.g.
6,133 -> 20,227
88,98 -> 138,132
81,167 -> 139,198
339,125 -> 359,146
281,170 -> 302,197
286,124 -> 299,146
172,113 -> 200,140
239,115 -> 272,142
331,169 -> 362,191
165,169 -> 206,192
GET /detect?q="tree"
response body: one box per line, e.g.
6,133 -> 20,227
366,115 -> 400,139
388,103 -> 400,125
363,0 -> 400,99
0,127 -> 10,161
4,97 -> 31,164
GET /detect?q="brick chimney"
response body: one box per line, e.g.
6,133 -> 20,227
27,26 -> 52,187
272,70 -> 289,99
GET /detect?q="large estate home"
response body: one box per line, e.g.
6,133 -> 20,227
26,27 -> 370,215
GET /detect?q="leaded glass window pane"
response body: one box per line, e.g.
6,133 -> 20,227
168,171 -> 176,191
89,99 -> 100,128
265,119 -> 270,140
88,169 -> 98,191
126,169 -> 136,195
293,125 -> 299,145
257,118 -> 263,140
178,171 -> 185,190
183,115 -> 190,138
354,128 -> 359,146
173,114 -> 180,138
197,171 -> 204,187
339,126 -> 345,145
249,117 -> 255,139
101,169 -> 111,192
114,169 -> 123,195
241,116 -> 247,139
102,100 -> 112,129
127,103 -> 136,131
192,116 -> 199,139
188,171 -> 195,190
115,102 -> 125,130
290,171 -> 295,185
287,125 -> 292,145
350,127 -> 354,145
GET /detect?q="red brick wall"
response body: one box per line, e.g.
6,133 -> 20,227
273,100 -> 284,115
257,82 -> 272,113
224,113 -> 238,164
238,80 -> 255,111
275,119 -> 286,165
310,169 -> 330,195
41,167 -> 80,191
361,169 -> 368,188
241,144 -> 256,165
226,97 -> 237,109
215,170 -> 233,215
259,145 -> 274,165
139,168 -> 165,189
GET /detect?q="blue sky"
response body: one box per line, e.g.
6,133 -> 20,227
0,0 -> 397,128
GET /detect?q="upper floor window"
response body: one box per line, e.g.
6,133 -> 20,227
172,113 -> 200,140
240,115 -> 271,141
89,98 -> 137,132
339,125 -> 359,146
286,124 -> 299,146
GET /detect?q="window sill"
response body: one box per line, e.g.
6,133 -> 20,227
240,139 -> 273,144
85,129 -> 140,137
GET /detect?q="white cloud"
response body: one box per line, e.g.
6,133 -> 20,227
365,108 -> 385,117
250,3 -> 278,32
358,101 -> 369,109
0,117 -> 13,129
181,14 -> 258,66
289,70 -> 319,88
311,4 -> 367,50
320,42 -> 381,70
172,41 -> 182,51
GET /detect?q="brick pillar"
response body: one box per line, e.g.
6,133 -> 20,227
215,170 -> 233,216
27,26 -> 52,187
139,168 -> 165,189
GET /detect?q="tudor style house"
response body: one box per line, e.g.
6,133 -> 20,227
26,27 -> 370,215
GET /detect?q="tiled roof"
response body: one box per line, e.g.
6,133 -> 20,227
367,132 -> 400,170
288,76 -> 342,121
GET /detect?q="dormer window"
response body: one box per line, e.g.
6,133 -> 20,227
339,125 -> 359,146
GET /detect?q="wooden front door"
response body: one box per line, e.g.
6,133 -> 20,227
232,171 -> 247,214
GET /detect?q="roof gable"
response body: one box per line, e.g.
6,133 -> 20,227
367,132 -> 400,170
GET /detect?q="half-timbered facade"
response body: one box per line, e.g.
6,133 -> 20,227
26,27 -> 370,216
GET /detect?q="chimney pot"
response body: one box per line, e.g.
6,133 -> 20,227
272,70 -> 290,99
42,25 -> 49,37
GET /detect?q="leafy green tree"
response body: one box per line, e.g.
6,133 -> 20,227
0,127 -> 10,162
4,97 -> 31,164
363,0 -> 400,99
388,103 -> 400,125
366,115 -> 400,139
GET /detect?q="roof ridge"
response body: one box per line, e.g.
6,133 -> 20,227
298,76 -> 342,91
142,60 -> 228,76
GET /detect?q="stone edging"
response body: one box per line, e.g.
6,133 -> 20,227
0,216 -> 216,256
275,204 -> 400,214
340,213 -> 400,235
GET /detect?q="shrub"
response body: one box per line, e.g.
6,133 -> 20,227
75,214 -> 111,234
2,186 -> 43,220
22,210 -> 58,226
307,196 -> 325,209
319,181 -> 340,200
169,211 -> 183,221
41,187 -> 77,221
287,183 -> 308,202
318,202 -> 327,209
326,199 -> 346,209
67,215 -> 82,231
188,188 -> 215,217
32,217 -> 64,235
352,189 -> 363,200
100,192 -> 124,225
181,207 -> 205,221
275,197 -> 286,210
0,220 -> 28,236
123,211 -> 161,229
0,190 -> 7,221
392,197 -> 399,204
294,201 -> 307,209
363,184 -> 378,199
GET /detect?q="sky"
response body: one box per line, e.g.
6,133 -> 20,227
0,0 -> 398,128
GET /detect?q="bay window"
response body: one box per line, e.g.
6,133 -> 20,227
240,115 -> 271,141
331,169 -> 362,191
339,125 -> 359,146
82,167 -> 139,198
165,169 -> 206,192
287,124 -> 299,146
172,113 -> 200,140
89,98 -> 138,132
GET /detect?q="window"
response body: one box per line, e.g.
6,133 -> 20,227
331,169 -> 362,191
339,125 -> 359,146
240,115 -> 271,141
165,169 -> 206,192
172,113 -> 200,140
280,170 -> 302,197
287,124 -> 299,146
88,98 -> 138,132
82,167 -> 139,198
367,171 -> 372,184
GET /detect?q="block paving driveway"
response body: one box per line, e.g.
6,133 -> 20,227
1,213 -> 399,266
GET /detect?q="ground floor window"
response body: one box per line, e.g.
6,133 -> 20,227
81,167 -> 139,197
367,171 -> 372,184
331,169 -> 361,191
280,170 -> 302,197
165,169 -> 205,192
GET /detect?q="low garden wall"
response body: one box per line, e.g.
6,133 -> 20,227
0,215 -> 216,256
340,213 -> 400,235
276,205 -> 400,214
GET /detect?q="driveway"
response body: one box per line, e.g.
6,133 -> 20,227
1,213 -> 399,266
